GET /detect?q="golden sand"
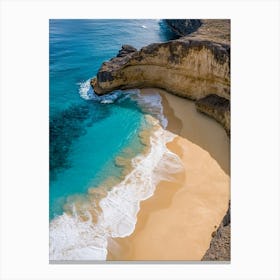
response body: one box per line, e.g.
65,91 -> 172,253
107,135 -> 229,260
144,88 -> 230,175
106,88 -> 230,261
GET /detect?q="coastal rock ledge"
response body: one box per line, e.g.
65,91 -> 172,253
91,19 -> 230,133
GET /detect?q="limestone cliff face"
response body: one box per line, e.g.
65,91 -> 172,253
92,39 -> 230,101
92,19 -> 230,133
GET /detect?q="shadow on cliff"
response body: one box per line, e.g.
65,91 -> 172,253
158,20 -> 181,41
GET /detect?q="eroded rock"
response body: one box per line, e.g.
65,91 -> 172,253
91,20 -> 231,135
195,94 -> 230,135
202,202 -> 231,261
116,44 -> 137,58
92,39 -> 230,101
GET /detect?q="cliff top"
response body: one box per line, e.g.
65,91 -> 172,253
183,19 -> 230,45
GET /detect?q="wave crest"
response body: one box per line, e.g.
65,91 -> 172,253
78,80 -> 167,128
78,79 -> 137,103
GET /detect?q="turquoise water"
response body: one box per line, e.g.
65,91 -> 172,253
49,19 -> 175,219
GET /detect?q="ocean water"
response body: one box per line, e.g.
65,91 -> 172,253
49,19 -> 180,260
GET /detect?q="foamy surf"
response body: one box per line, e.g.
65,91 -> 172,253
49,116 -> 183,261
78,80 -> 168,128
78,79 -> 129,103
77,79 -> 93,100
129,90 -> 168,129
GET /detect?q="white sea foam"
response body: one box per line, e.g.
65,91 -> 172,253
100,99 -> 114,104
78,79 -> 125,103
129,90 -> 168,129
77,79 -> 94,100
78,79 -> 167,129
49,117 -> 183,261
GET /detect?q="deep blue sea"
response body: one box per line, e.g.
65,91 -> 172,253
49,19 -> 176,220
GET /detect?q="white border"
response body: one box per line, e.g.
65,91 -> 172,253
0,0 -> 279,279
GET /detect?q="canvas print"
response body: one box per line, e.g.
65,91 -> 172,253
49,19 -> 230,262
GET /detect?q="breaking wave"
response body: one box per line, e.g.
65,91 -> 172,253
49,116 -> 183,261
78,79 -> 167,128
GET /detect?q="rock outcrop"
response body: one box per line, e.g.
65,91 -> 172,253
195,94 -> 230,136
91,19 -> 230,133
92,39 -> 230,100
116,44 -> 137,58
202,201 -> 231,261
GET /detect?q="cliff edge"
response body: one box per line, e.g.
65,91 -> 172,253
91,19 -> 230,134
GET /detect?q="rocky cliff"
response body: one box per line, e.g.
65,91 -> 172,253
202,201 -> 231,261
91,19 -> 231,261
92,39 -> 230,100
91,19 -> 230,133
196,94 -> 230,136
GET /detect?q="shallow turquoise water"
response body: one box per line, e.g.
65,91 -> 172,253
49,19 -> 175,219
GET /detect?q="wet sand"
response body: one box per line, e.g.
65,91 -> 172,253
150,88 -> 230,175
107,88 -> 230,261
107,136 -> 229,260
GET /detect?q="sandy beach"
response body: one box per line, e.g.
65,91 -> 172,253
158,88 -> 230,175
106,89 -> 230,261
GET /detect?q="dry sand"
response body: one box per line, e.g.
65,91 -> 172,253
158,88 -> 230,175
106,88 -> 230,261
107,136 -> 229,260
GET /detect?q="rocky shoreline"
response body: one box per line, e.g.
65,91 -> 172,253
195,94 -> 230,136
202,201 -> 231,261
91,19 -> 231,261
91,19 -> 230,135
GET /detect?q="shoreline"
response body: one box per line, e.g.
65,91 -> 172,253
106,88 -> 230,261
107,135 -> 229,260
50,114 -> 183,261
142,88 -> 230,175
50,87 -> 230,261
